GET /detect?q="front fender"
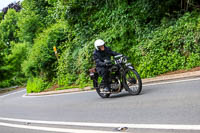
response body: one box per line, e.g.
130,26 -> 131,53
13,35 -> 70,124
128,65 -> 134,69
125,63 -> 134,70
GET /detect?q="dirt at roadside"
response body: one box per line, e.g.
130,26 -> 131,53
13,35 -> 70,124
0,86 -> 24,94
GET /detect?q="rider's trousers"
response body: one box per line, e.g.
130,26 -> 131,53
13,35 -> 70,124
96,67 -> 110,88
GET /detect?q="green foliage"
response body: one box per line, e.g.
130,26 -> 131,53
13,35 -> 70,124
0,9 -> 19,49
186,53 -> 200,69
57,73 -> 77,87
0,12 -> 3,22
17,12 -> 41,43
134,12 -> 200,78
22,0 -> 56,26
17,0 -> 57,45
7,43 -> 28,76
22,21 -> 69,81
50,0 -> 200,89
0,9 -> 19,83
47,0 -> 67,21
0,80 -> 12,88
1,0 -> 200,91
0,42 -> 28,87
26,77 -> 49,93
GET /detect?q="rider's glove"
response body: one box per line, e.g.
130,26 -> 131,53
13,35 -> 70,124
105,61 -> 112,67
103,60 -> 112,67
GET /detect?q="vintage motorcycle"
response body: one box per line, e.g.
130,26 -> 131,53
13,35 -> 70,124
89,55 -> 142,98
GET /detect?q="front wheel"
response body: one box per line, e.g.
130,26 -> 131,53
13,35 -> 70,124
123,68 -> 142,95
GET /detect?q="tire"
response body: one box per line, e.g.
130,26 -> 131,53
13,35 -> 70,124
123,68 -> 142,95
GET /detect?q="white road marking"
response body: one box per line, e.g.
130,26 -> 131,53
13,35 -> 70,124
0,117 -> 200,130
22,77 -> 200,98
0,89 -> 26,98
0,122 -> 116,133
22,90 -> 95,98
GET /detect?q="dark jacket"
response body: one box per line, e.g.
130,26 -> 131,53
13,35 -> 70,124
93,46 -> 119,68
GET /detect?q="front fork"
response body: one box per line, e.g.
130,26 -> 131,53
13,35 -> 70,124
121,65 -> 135,91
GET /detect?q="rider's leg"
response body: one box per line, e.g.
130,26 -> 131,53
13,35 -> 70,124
97,67 -> 110,93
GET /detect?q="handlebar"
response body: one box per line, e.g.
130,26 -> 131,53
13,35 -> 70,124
114,54 -> 123,59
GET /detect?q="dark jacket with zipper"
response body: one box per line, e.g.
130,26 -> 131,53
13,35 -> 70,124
93,46 -> 119,71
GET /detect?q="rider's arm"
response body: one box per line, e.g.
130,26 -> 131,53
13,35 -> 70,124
107,47 -> 120,56
93,53 -> 106,67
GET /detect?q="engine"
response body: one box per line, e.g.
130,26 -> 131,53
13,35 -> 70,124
110,78 -> 121,92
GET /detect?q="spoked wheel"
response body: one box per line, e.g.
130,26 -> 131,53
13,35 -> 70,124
95,77 -> 110,98
123,68 -> 142,95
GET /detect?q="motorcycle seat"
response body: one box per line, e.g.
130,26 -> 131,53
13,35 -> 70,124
89,68 -> 96,73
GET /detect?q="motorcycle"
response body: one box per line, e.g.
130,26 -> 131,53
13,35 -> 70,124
89,55 -> 142,98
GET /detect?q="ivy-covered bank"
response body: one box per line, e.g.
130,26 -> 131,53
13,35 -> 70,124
0,0 -> 200,93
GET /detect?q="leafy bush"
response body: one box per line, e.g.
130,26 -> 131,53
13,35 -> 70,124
0,80 -> 12,88
8,43 -> 28,73
7,42 -> 28,84
22,0 -> 53,26
26,77 -> 49,93
17,12 -> 41,43
134,12 -> 200,78
57,73 -> 77,87
0,9 -> 19,49
0,10 -> 27,86
22,21 -> 69,80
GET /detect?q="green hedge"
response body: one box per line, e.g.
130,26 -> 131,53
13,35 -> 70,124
133,12 -> 200,78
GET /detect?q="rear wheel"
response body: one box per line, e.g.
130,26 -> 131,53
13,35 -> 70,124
94,76 -> 110,98
123,68 -> 142,95
96,87 -> 110,98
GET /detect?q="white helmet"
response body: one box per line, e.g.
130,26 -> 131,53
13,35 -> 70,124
94,39 -> 105,50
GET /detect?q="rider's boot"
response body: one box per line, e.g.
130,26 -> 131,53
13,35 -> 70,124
103,86 -> 111,93
102,80 -> 111,93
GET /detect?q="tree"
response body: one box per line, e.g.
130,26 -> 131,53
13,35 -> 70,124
181,0 -> 200,11
21,0 -> 54,26
2,1 -> 21,17
17,12 -> 41,43
0,9 -> 19,53
0,9 -> 19,83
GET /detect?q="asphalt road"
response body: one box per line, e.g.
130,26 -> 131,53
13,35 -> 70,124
0,78 -> 200,133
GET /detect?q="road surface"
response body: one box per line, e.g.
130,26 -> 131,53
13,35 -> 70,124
0,78 -> 200,133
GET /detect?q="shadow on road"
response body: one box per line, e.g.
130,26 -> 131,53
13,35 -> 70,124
109,92 -> 131,98
109,92 -> 145,99
107,88 -> 153,99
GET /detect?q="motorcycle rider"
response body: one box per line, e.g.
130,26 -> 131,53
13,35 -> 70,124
93,39 -> 120,93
